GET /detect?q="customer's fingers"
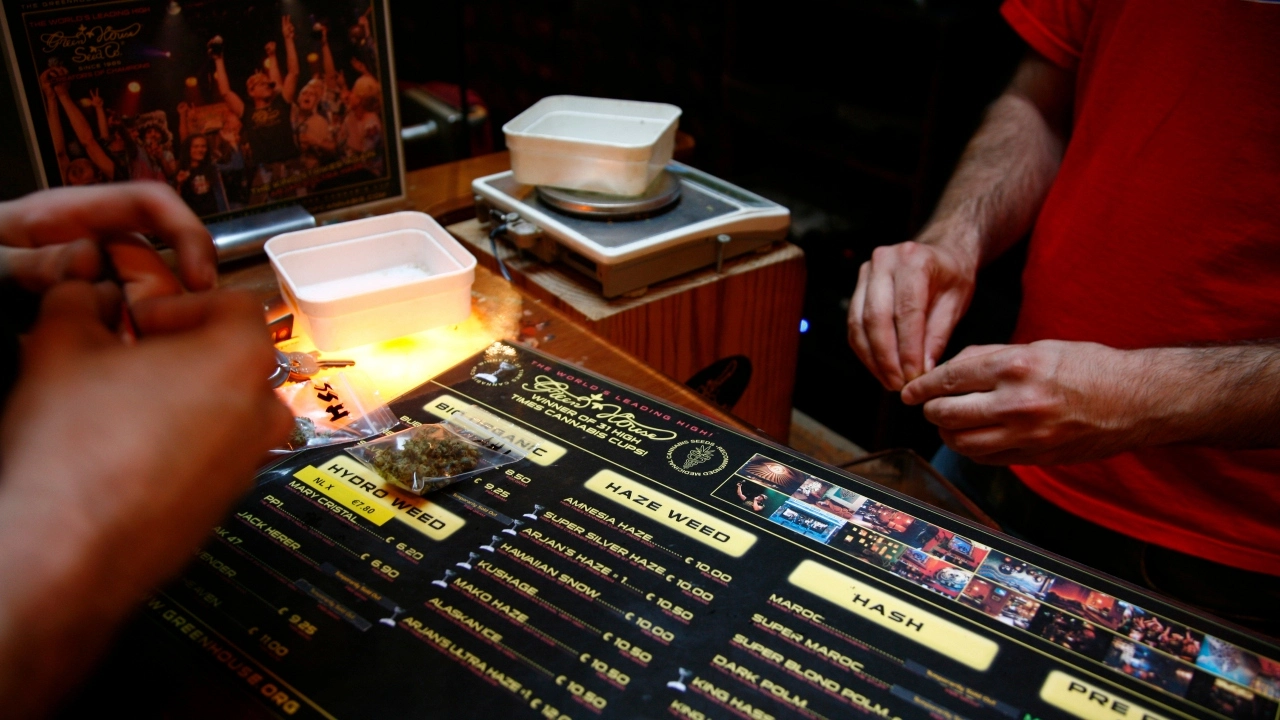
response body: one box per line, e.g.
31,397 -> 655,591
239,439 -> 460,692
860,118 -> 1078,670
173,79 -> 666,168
0,183 -> 215,291
0,240 -> 102,292
27,281 -> 116,354
103,233 -> 185,304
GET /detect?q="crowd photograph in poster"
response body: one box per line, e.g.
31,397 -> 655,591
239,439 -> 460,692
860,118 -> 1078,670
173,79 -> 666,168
2,0 -> 401,220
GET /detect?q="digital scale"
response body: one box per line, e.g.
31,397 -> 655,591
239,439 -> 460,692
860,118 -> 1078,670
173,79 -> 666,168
472,162 -> 791,297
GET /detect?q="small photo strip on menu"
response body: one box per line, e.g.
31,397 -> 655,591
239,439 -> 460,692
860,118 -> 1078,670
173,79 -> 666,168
958,577 -> 1042,631
1196,636 -> 1280,702
725,453 -> 979,599
845,500 -> 991,571
976,550 -> 1280,712
1185,670 -> 1280,720
722,452 -> 1280,717
1103,636 -> 1195,695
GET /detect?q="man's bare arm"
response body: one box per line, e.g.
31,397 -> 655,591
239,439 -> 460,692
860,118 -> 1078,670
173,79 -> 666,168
213,55 -> 244,117
320,24 -> 337,85
281,16 -> 300,104
901,341 -> 1280,465
55,89 -> 114,180
848,50 -> 1074,389
925,50 -> 1072,270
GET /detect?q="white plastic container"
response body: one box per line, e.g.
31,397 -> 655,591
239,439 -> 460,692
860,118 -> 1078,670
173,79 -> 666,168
265,212 -> 476,351
504,95 -> 681,196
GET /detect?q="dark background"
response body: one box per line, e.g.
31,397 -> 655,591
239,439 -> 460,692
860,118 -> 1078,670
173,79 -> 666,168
0,0 -> 1029,459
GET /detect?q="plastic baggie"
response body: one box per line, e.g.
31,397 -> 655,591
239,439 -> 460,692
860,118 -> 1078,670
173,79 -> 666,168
345,418 -> 529,495
274,369 -> 398,452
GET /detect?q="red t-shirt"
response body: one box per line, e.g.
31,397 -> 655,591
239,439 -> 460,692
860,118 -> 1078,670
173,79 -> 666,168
1001,0 -> 1280,574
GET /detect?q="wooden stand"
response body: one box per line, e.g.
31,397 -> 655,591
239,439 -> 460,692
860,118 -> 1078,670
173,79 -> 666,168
447,219 -> 806,439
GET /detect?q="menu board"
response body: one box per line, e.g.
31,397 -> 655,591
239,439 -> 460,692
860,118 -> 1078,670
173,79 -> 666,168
141,343 -> 1280,720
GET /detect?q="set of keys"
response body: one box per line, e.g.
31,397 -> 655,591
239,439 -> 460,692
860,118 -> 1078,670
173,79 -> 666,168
269,350 -> 356,387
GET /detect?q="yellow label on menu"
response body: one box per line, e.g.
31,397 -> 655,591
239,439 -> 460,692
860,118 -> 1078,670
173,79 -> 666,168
1039,670 -> 1173,720
424,394 -> 566,466
787,559 -> 999,672
311,456 -> 466,541
584,470 -> 756,557
293,465 -> 396,526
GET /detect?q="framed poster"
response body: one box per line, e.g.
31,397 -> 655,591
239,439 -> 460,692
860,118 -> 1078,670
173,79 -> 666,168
0,0 -> 404,222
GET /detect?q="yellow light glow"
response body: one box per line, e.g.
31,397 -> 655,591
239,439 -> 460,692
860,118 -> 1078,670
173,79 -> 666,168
127,82 -> 141,93
275,270 -> 523,403
185,76 -> 198,88
306,52 -> 319,63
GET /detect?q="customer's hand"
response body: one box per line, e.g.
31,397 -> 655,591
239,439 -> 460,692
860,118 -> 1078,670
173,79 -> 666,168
0,183 -> 215,303
900,340 -> 1148,465
847,227 -> 978,391
0,283 -> 292,585
0,282 -> 292,716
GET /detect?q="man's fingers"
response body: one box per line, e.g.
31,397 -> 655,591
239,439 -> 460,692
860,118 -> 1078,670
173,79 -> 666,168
200,291 -> 280,381
131,292 -> 217,335
922,291 -> 968,373
951,344 -> 1007,363
133,290 -> 263,339
939,426 -> 1015,459
862,257 -> 905,390
922,393 -> 996,430
28,281 -> 116,351
104,233 -> 185,304
901,351 -> 1001,405
847,262 -> 886,386
258,391 -> 296,448
92,280 -> 125,329
0,240 -> 102,292
0,184 -> 215,291
892,264 -> 929,383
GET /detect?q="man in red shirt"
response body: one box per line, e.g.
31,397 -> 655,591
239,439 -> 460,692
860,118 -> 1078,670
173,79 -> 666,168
847,0 -> 1280,635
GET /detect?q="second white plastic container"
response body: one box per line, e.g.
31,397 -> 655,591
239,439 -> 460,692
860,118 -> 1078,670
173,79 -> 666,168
504,95 -> 681,196
265,212 -> 476,350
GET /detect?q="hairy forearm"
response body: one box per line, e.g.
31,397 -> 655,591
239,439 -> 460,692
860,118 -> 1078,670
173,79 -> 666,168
922,53 -> 1071,271
1127,344 -> 1280,449
927,95 -> 1063,268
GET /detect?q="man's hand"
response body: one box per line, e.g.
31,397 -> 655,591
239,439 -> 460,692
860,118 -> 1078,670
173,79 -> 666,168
847,50 -> 1074,392
904,339 -> 1280,466
46,66 -> 70,98
0,283 -> 291,716
847,228 -> 978,391
0,184 -> 215,302
900,341 -> 1145,465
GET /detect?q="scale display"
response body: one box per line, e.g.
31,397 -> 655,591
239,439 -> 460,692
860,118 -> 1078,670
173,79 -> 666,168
139,344 -> 1280,720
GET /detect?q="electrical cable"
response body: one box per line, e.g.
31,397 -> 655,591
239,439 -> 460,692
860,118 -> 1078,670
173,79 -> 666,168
488,222 -> 513,282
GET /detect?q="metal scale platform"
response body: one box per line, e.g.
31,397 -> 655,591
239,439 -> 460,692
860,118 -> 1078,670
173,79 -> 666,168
472,161 -> 791,297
